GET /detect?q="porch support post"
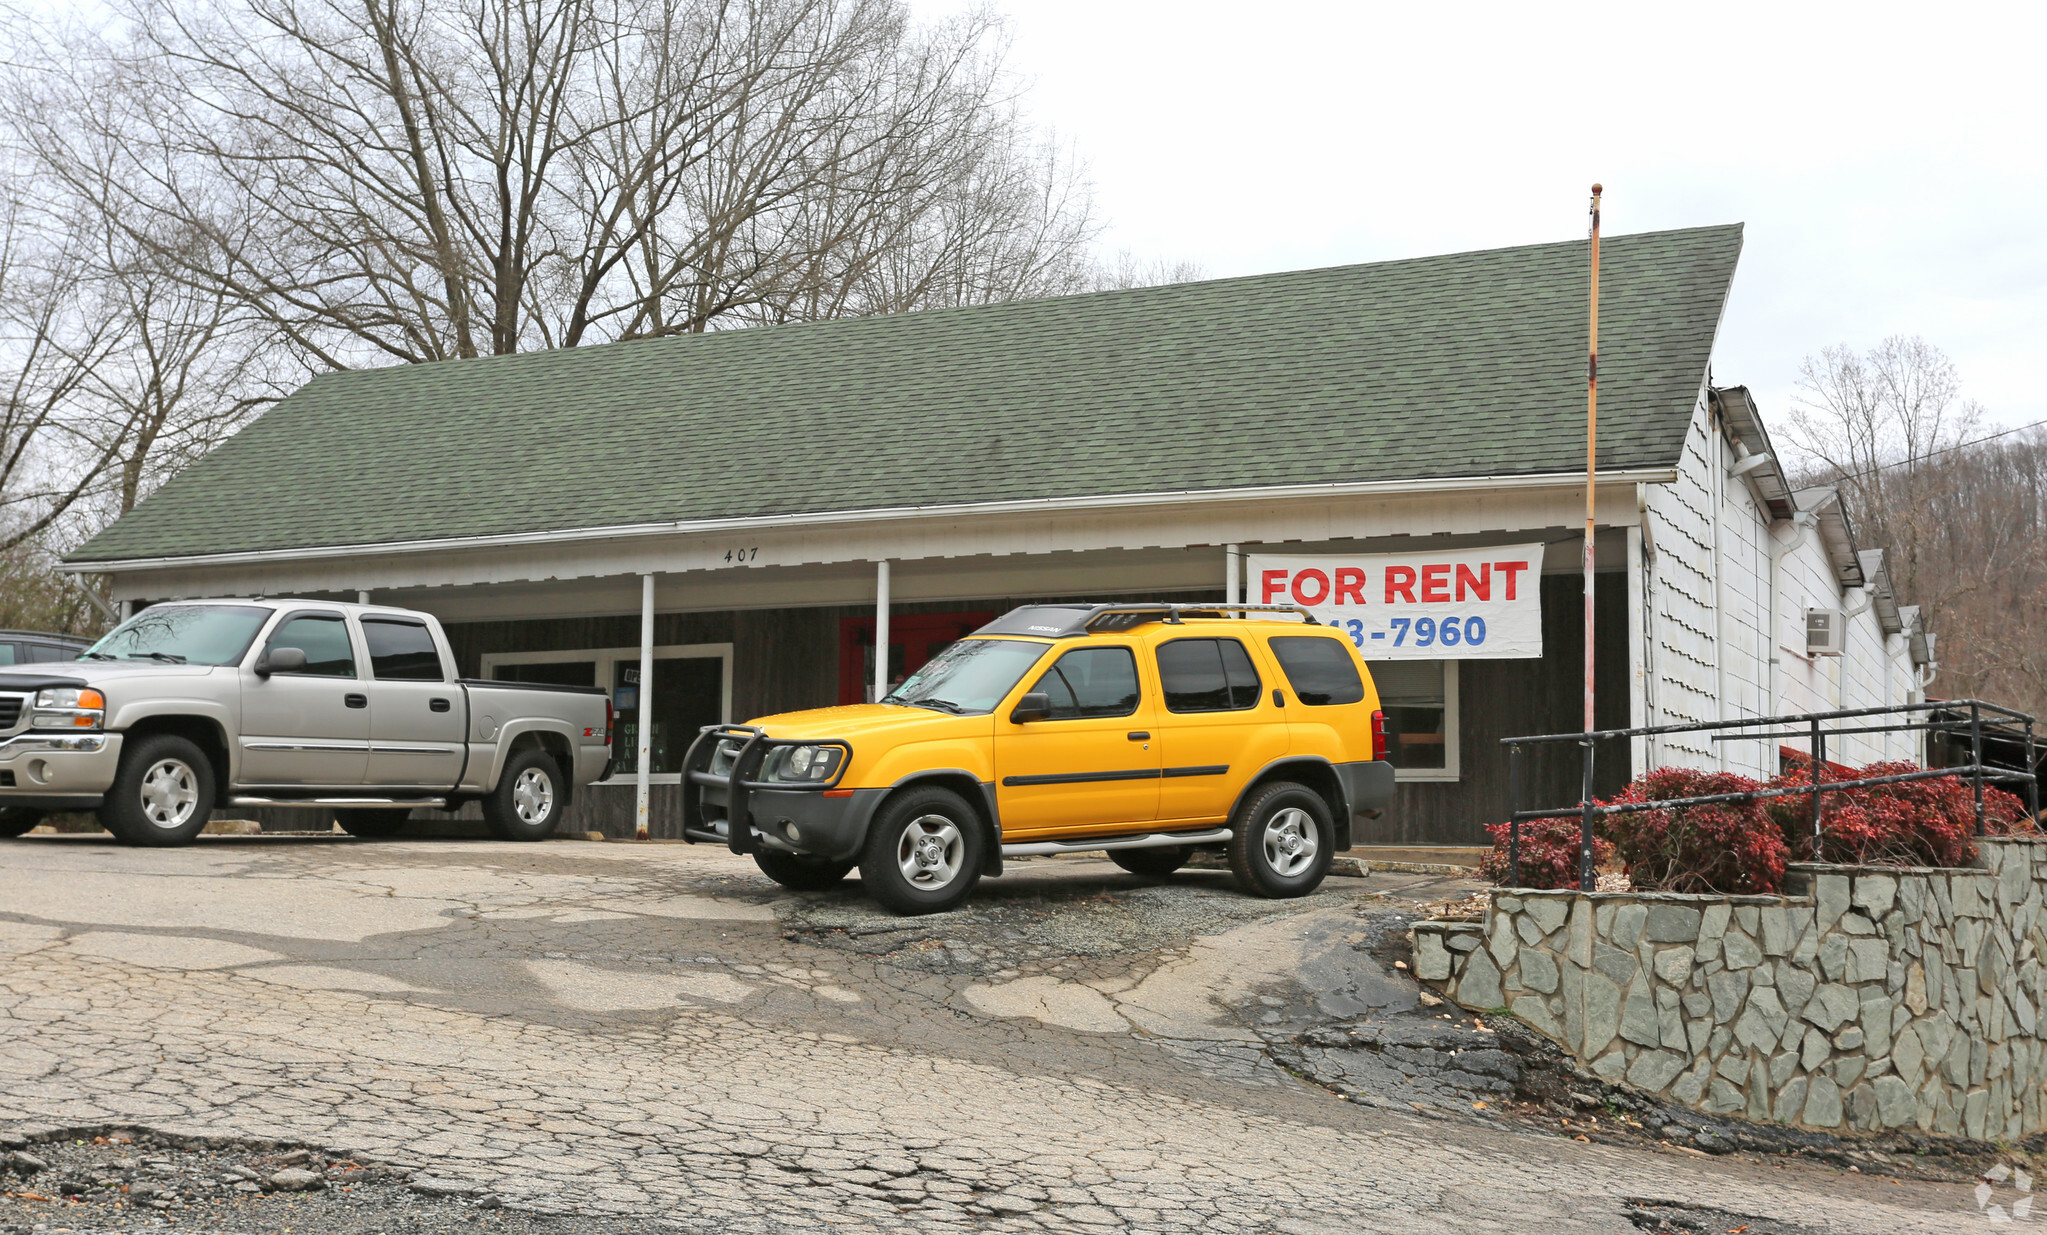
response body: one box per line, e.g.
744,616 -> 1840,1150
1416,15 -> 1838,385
873,560 -> 891,703
636,573 -> 654,840
1224,543 -> 1240,612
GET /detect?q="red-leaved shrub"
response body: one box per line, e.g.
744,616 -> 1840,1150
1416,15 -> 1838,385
1478,818 -> 1614,890
1481,760 -> 2038,893
1766,758 -> 2036,868
1598,767 -> 1789,895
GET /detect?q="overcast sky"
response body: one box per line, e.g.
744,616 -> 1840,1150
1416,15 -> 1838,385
912,0 -> 2047,438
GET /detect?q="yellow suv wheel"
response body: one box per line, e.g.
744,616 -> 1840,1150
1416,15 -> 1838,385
859,785 -> 985,915
1228,781 -> 1333,898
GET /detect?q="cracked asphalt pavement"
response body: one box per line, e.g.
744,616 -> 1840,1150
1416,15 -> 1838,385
0,835 -> 1985,1231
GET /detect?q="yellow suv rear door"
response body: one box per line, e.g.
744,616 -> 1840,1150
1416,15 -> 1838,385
1263,632 -> 1375,764
1151,634 -> 1287,825
996,643 -> 1160,836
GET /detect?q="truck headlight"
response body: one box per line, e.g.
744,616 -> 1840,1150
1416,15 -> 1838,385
31,688 -> 103,731
763,743 -> 847,784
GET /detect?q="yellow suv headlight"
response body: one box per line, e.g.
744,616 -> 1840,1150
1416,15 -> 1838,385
32,687 -> 104,731
762,743 -> 848,785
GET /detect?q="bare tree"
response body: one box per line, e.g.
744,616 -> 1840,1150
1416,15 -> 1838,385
0,191 -> 131,555
10,0 -> 1102,372
1090,249 -> 1204,292
1787,336 -> 2047,718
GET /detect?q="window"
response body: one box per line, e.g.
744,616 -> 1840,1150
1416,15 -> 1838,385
612,658 -> 724,775
86,604 -> 270,666
0,644 -> 14,666
1029,647 -> 1140,719
361,619 -> 445,681
1157,638 -> 1261,712
480,644 -> 731,783
264,614 -> 355,677
886,638 -> 1048,713
1267,636 -> 1365,705
1366,660 -> 1460,780
25,644 -> 75,663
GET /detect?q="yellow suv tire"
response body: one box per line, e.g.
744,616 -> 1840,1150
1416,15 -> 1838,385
1109,847 -> 1189,877
858,785 -> 985,915
1228,781 -> 1333,898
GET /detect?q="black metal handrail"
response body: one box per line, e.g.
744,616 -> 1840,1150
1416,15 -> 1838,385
1502,699 -> 2040,891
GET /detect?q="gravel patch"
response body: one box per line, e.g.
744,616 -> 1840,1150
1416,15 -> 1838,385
0,1129 -> 657,1234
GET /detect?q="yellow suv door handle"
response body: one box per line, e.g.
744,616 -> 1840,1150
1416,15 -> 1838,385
1127,731 -> 1150,741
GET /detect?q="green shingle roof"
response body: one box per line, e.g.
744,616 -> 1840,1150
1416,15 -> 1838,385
70,224 -> 1742,564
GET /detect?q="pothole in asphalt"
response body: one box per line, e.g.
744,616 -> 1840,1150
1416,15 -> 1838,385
776,861 -> 1367,976
1621,1198 -> 1827,1234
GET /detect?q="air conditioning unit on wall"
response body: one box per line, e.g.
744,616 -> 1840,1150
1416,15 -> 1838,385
1806,608 -> 1845,657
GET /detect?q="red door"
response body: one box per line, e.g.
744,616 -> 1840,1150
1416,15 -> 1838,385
840,612 -> 995,704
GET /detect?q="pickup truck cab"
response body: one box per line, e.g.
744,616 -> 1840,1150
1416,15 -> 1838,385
681,602 -> 1395,913
0,599 -> 611,845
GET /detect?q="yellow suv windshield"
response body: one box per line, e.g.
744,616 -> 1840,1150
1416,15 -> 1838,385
884,638 -> 1050,713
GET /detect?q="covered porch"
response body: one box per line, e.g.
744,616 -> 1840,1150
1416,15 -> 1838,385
77,473 -> 1660,845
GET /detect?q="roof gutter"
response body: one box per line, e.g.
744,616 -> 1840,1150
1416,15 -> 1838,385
63,466 -> 1679,575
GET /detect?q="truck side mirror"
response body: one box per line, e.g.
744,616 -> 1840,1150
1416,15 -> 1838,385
256,646 -> 307,678
1009,692 -> 1052,724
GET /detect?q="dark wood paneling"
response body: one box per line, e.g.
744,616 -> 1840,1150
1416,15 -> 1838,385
734,608 -> 838,719
1354,571 -> 1632,846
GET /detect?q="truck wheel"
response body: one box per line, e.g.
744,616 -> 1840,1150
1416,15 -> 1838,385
1227,781 -> 1332,898
858,786 -> 984,915
1109,846 -> 1188,877
335,809 -> 410,838
754,850 -> 855,891
99,734 -> 215,847
481,748 -> 564,841
0,809 -> 42,839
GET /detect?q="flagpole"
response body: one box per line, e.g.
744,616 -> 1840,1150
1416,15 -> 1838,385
1580,183 -> 1603,892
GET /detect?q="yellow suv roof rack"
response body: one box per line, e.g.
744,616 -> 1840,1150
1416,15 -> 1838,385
974,602 -> 1320,639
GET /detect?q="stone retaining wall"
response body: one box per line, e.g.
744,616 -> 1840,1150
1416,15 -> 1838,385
1412,837 -> 2047,1141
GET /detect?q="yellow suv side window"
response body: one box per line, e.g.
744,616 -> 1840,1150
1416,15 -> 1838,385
1157,638 -> 1261,712
1029,647 -> 1140,719
1266,635 -> 1365,705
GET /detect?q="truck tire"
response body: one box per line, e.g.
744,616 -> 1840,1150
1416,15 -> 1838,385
0,809 -> 42,838
99,733 -> 215,847
335,809 -> 410,838
481,748 -> 565,842
754,850 -> 855,891
1109,845 -> 1188,877
858,785 -> 984,915
1227,781 -> 1332,899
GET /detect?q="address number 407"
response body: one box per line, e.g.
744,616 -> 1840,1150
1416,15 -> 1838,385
1339,615 -> 1488,649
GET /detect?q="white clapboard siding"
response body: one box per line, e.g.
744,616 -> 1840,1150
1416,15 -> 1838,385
1643,395 -> 1923,779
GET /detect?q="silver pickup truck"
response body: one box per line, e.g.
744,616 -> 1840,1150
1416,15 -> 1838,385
0,599 -> 611,846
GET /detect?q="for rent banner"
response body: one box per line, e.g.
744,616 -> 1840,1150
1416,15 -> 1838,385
1246,544 -> 1546,659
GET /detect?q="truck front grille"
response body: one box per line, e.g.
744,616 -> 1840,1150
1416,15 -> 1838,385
0,698 -> 22,730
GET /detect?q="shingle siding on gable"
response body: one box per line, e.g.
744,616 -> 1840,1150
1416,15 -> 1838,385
70,224 -> 1742,565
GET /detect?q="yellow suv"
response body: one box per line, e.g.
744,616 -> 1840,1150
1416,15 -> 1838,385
680,603 -> 1394,914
